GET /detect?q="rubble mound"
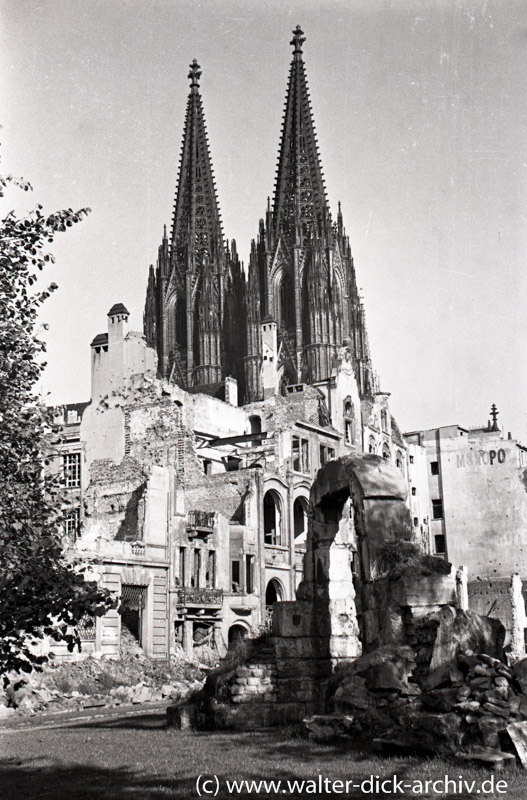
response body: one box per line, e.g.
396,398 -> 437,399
326,607 -> 527,760
3,628 -> 208,716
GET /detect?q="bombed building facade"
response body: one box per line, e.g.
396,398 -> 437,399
47,28 -> 407,662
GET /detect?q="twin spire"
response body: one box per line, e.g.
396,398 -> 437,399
144,26 -> 375,398
175,25 -> 327,258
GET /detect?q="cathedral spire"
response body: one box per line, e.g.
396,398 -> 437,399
171,59 -> 224,280
272,26 -> 328,248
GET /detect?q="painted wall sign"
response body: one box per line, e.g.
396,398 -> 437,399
456,449 -> 506,468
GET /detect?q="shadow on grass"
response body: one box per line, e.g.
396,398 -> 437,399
0,758 -> 414,800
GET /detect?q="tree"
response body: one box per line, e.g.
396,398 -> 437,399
0,165 -> 114,681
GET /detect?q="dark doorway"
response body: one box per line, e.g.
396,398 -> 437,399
121,584 -> 146,646
228,624 -> 247,650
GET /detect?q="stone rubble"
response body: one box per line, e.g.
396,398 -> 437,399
327,642 -> 527,762
1,629 -> 208,717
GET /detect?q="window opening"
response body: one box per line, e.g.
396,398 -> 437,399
63,452 -> 81,488
245,555 -> 254,594
231,560 -> 240,592
178,547 -> 186,587
292,435 -> 310,473
432,499 -> 444,520
263,491 -> 282,545
206,550 -> 215,589
191,549 -> 201,588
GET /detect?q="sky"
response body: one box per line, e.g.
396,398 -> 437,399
1,0 -> 526,440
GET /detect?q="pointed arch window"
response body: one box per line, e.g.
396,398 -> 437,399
278,272 -> 295,332
343,397 -> 355,446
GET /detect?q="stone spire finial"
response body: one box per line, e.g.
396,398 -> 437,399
290,25 -> 305,57
490,403 -> 500,431
188,59 -> 201,91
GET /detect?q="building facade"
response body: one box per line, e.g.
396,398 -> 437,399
404,419 -> 527,649
44,28 -> 410,663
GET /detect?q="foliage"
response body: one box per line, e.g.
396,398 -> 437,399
0,166 -> 114,681
373,538 -> 452,580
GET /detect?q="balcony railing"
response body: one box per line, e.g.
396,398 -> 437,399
177,587 -> 223,607
187,510 -> 215,532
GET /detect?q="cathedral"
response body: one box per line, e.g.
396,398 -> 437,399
144,26 -> 375,406
46,27 -> 407,663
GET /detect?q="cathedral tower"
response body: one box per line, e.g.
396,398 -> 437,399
144,60 -> 242,392
244,26 -> 375,401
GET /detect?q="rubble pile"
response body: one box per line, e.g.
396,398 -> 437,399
1,629 -> 207,716
323,607 -> 527,761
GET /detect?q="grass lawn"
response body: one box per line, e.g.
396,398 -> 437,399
1,710 -> 526,799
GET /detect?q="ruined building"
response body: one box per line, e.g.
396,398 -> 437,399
48,28 -> 405,663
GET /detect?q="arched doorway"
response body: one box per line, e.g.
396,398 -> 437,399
263,490 -> 283,545
265,578 -> 284,607
228,623 -> 248,650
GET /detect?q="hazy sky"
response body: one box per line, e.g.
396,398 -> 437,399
2,0 -> 526,440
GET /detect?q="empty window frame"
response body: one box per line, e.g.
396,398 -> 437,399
231,560 -> 240,592
191,549 -> 201,588
245,555 -> 254,594
292,435 -> 310,473
178,547 -> 186,587
206,550 -> 216,589
263,490 -> 283,546
320,444 -> 335,466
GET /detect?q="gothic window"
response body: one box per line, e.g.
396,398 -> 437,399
396,451 -> 403,470
381,409 -> 389,432
382,445 -> 391,461
279,272 -> 295,331
368,436 -> 376,454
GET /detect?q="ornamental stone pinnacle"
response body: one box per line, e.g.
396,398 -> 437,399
188,59 -> 201,91
290,25 -> 305,57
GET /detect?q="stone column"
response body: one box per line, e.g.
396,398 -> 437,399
509,573 -> 526,662
456,565 -> 469,611
182,619 -> 194,658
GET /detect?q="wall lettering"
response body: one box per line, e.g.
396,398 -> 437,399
456,449 -> 506,469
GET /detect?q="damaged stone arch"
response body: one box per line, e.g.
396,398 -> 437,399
297,454 -> 415,662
